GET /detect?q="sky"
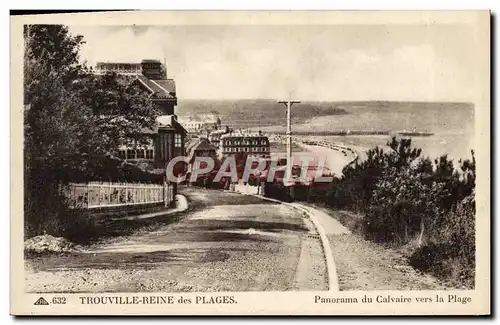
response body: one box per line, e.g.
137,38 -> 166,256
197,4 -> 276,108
68,24 -> 478,102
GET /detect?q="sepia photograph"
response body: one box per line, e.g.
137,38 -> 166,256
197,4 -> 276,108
10,10 -> 490,315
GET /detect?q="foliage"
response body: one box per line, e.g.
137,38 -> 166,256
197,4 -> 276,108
24,25 -> 158,238
365,165 -> 447,244
409,192 -> 475,287
265,136 -> 476,286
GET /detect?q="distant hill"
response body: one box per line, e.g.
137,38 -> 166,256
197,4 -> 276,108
175,99 -> 474,129
176,99 -> 350,128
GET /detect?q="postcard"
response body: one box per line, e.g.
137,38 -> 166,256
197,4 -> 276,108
11,10 -> 490,315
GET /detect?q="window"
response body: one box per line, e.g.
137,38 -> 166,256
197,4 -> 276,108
175,134 -> 182,148
136,150 -> 145,159
244,147 -> 248,152
126,149 -> 136,160
118,150 -> 126,159
146,149 -> 154,160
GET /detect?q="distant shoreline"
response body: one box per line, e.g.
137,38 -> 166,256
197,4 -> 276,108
270,130 -> 434,137
177,99 -> 474,106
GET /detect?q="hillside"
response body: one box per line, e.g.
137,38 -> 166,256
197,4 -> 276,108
175,99 -> 349,127
175,99 -> 474,129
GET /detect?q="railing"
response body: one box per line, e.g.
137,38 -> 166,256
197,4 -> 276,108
93,68 -> 142,76
64,182 -> 173,209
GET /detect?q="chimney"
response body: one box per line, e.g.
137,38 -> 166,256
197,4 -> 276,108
163,57 -> 167,79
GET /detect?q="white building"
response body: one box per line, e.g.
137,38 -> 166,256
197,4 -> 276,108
178,113 -> 221,134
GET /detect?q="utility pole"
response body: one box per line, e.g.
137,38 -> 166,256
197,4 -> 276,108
278,99 -> 300,182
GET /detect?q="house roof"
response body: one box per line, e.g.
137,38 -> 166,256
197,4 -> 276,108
136,115 -> 187,135
156,115 -> 187,135
193,139 -> 217,151
141,59 -> 162,64
96,62 -> 142,68
220,133 -> 268,140
136,75 -> 176,99
152,79 -> 176,94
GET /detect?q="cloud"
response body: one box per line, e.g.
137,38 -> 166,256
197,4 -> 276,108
69,25 -> 476,102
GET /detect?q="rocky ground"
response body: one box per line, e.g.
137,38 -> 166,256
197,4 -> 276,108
25,187 -> 327,293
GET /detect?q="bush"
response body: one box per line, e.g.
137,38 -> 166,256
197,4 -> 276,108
364,165 -> 447,244
264,182 -> 293,202
409,192 -> 475,287
288,136 -> 475,287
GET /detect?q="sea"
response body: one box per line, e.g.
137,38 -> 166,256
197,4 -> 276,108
177,100 -> 476,163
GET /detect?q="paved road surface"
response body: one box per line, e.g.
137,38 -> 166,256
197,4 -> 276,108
25,188 -> 327,293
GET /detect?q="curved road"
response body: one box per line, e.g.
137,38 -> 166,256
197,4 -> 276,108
25,187 -> 327,293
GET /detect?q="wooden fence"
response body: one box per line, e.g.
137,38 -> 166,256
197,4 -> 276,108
64,182 -> 174,209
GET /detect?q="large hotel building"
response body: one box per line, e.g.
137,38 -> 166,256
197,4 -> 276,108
218,132 -> 271,159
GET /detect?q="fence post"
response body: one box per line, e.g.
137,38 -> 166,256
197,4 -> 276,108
72,184 -> 76,209
98,182 -> 103,207
163,181 -> 168,207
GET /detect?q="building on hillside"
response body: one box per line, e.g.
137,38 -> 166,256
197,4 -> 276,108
208,126 -> 232,149
177,116 -> 205,133
94,62 -> 142,75
96,59 -> 186,172
218,132 -> 270,159
198,113 -> 221,131
94,59 -> 177,115
178,113 -> 221,134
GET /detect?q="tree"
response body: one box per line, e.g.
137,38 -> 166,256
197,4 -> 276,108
23,25 -> 158,237
25,25 -> 157,180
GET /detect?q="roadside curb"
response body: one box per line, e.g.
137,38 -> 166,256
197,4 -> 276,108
254,195 -> 340,292
110,194 -> 189,221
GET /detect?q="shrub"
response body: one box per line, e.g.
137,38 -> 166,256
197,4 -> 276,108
409,192 -> 476,287
279,136 -> 476,287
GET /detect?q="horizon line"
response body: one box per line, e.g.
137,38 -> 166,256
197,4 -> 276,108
177,98 -> 475,104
